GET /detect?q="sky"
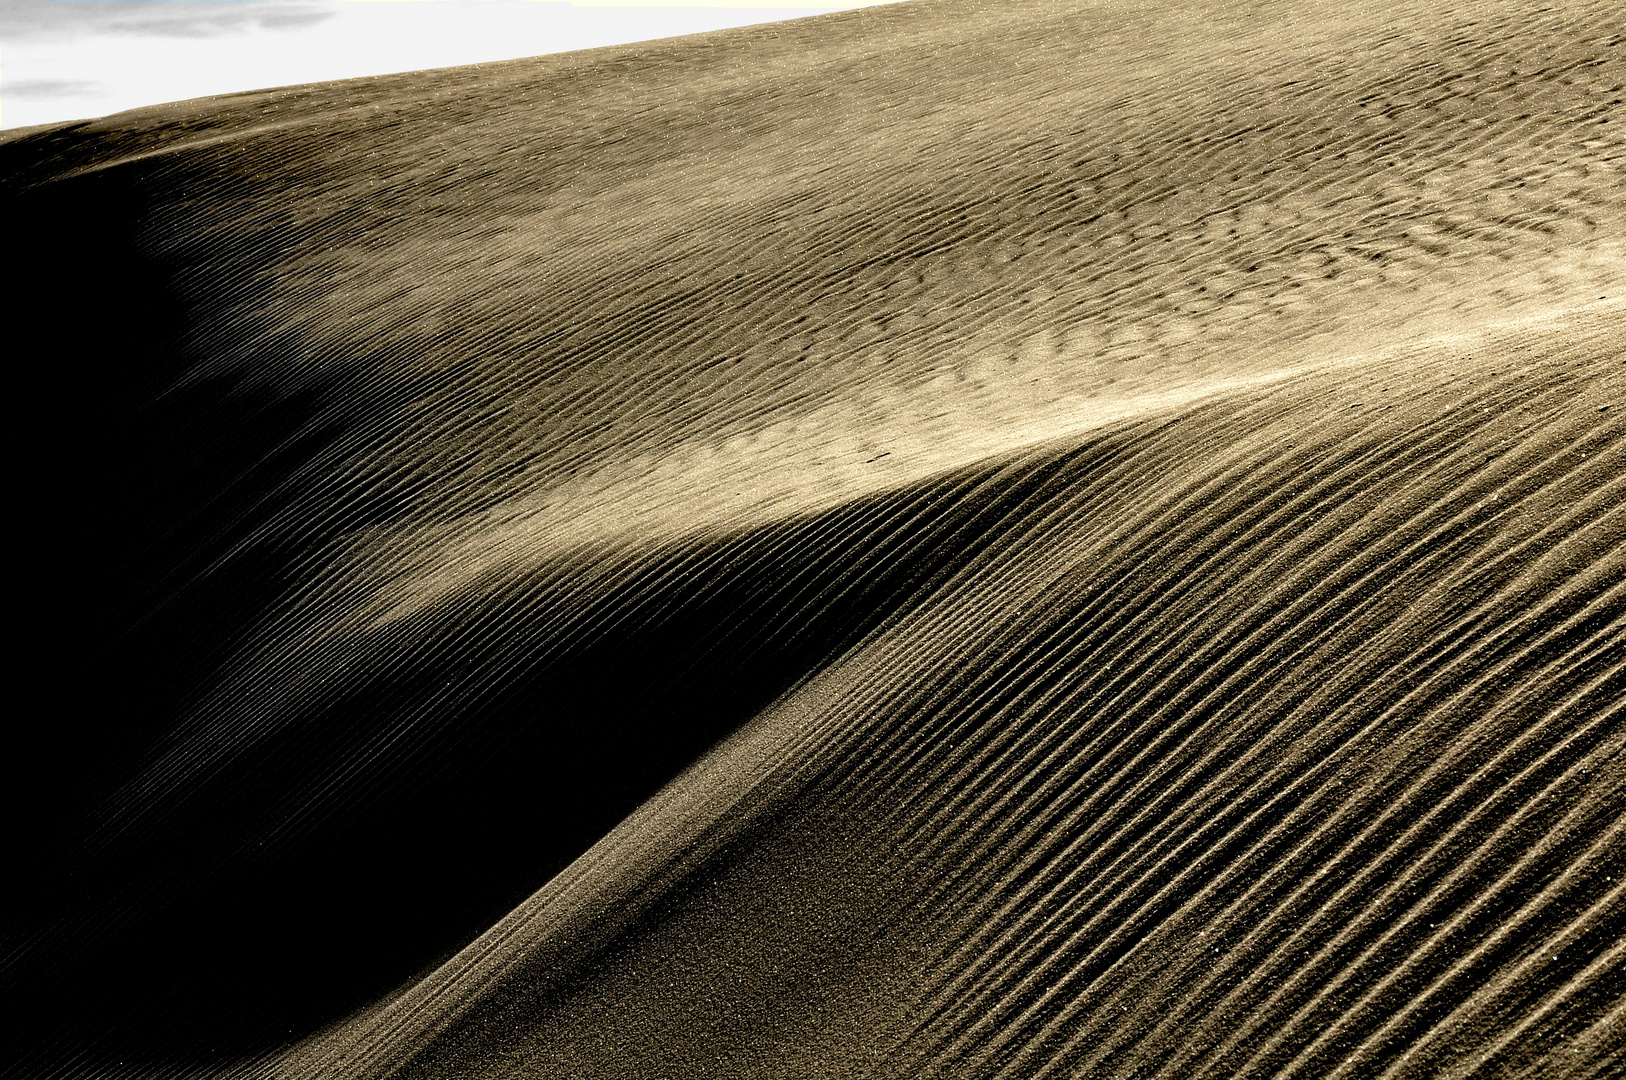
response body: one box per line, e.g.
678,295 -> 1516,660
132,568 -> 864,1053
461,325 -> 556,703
1,0 -> 905,129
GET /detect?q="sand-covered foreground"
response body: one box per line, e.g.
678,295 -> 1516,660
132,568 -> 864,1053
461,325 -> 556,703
3,1 -> 1621,1077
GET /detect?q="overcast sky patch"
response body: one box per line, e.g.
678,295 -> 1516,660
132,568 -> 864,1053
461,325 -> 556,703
4,77 -> 108,100
1,1 -> 336,40
2,1 -> 901,129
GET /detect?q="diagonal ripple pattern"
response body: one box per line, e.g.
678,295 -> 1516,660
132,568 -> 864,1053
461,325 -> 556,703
312,321 -> 1625,1080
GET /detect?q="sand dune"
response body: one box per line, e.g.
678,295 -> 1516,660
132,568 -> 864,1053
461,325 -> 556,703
3,0 -> 1621,1077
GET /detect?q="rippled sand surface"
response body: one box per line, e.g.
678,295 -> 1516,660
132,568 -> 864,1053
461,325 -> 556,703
4,1 -> 1621,1077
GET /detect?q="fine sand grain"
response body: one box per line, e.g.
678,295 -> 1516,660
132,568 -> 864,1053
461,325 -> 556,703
3,1 -> 1621,1077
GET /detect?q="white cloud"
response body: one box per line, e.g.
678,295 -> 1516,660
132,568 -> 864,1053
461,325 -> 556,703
1,1 -> 909,130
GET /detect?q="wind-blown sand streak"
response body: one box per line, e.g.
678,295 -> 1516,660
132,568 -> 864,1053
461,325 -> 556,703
3,0 -> 1621,1077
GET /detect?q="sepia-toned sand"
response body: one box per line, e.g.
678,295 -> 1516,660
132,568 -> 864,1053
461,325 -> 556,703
3,1 -> 1621,1077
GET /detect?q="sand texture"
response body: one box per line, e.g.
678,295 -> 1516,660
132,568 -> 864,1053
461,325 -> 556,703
3,0 -> 1622,1077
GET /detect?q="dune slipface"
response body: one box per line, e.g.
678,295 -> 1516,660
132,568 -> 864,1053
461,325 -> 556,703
3,0 -> 1621,1077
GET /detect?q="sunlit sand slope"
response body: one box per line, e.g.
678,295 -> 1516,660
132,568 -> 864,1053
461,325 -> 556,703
295,317 -> 1624,1080
2,0 -> 1621,1076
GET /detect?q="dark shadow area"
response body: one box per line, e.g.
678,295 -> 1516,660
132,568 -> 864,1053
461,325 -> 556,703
4,158 -> 346,1077
4,160 -> 1095,1078
14,456 -> 1085,1075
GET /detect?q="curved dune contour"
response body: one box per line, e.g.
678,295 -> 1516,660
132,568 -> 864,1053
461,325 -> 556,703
3,0 -> 1621,1077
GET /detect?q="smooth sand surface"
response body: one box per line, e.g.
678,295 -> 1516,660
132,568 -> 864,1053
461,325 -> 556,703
4,1 -> 1621,1077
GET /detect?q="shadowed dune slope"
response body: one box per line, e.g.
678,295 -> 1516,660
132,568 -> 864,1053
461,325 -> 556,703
2,0 -> 1622,1077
